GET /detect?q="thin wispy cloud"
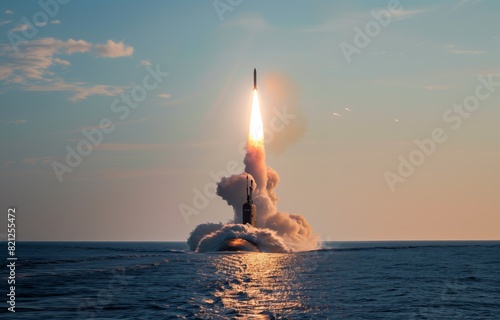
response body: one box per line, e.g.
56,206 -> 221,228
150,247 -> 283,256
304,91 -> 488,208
51,20 -> 61,24
392,9 -> 427,20
475,69 -> 500,77
4,10 -> 14,14
0,20 -> 12,26
305,8 -> 426,34
10,23 -> 29,32
448,0 -> 483,12
449,49 -> 486,55
444,43 -> 486,55
22,158 -> 39,165
54,57 -> 71,66
0,38 -> 92,81
21,156 -> 53,165
301,12 -> 380,34
160,96 -> 190,107
0,37 -> 134,101
25,80 -> 125,102
158,93 -> 171,99
424,85 -> 455,91
222,13 -> 269,31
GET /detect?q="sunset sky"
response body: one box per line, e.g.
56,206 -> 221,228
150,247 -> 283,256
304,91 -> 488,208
1,0 -> 499,241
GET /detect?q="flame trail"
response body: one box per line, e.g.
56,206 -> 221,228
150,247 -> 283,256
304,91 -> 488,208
244,90 -> 268,195
188,77 -> 318,252
248,90 -> 264,148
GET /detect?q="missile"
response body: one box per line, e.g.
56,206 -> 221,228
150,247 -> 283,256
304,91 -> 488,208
253,68 -> 257,90
242,174 -> 257,227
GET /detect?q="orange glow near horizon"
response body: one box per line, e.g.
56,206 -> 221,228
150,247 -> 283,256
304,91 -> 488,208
248,89 -> 264,147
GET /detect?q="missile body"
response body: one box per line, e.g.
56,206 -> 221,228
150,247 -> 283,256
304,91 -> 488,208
253,68 -> 257,90
242,175 -> 257,227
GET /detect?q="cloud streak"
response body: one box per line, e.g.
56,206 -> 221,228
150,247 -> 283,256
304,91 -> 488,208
21,157 -> 53,165
222,13 -> 269,31
24,80 -> 125,102
10,23 -> 29,32
449,49 -> 486,55
444,44 -> 486,55
158,93 -> 171,99
392,9 -> 427,20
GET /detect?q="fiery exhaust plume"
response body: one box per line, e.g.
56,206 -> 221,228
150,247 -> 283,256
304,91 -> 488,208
248,90 -> 264,148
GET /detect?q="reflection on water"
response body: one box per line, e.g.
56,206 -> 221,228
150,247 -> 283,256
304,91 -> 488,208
196,253 -> 313,319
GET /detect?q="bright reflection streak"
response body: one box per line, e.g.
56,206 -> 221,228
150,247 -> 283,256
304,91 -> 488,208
199,253 -> 309,318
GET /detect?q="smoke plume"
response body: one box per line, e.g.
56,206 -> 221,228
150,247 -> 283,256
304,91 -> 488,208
187,81 -> 317,253
188,142 -> 317,252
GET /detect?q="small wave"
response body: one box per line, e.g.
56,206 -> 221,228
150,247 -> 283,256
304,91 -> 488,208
312,242 -> 500,252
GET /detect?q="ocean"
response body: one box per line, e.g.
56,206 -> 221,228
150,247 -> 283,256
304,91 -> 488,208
2,241 -> 499,319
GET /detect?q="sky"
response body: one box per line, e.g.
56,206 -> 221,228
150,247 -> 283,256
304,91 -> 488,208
0,0 -> 499,241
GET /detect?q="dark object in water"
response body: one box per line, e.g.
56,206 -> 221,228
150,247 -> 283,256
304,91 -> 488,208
213,238 -> 261,252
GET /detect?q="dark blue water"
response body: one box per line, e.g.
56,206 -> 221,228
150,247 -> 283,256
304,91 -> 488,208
1,241 -> 499,319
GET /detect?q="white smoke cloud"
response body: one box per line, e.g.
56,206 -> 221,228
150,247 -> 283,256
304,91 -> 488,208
187,222 -> 223,251
217,173 -> 250,224
187,139 -> 318,252
193,224 -> 290,253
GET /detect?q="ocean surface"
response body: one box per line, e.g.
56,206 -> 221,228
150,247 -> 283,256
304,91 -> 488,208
1,241 -> 499,319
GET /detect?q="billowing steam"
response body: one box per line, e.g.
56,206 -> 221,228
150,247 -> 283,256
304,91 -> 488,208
190,223 -> 290,253
188,86 -> 317,252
